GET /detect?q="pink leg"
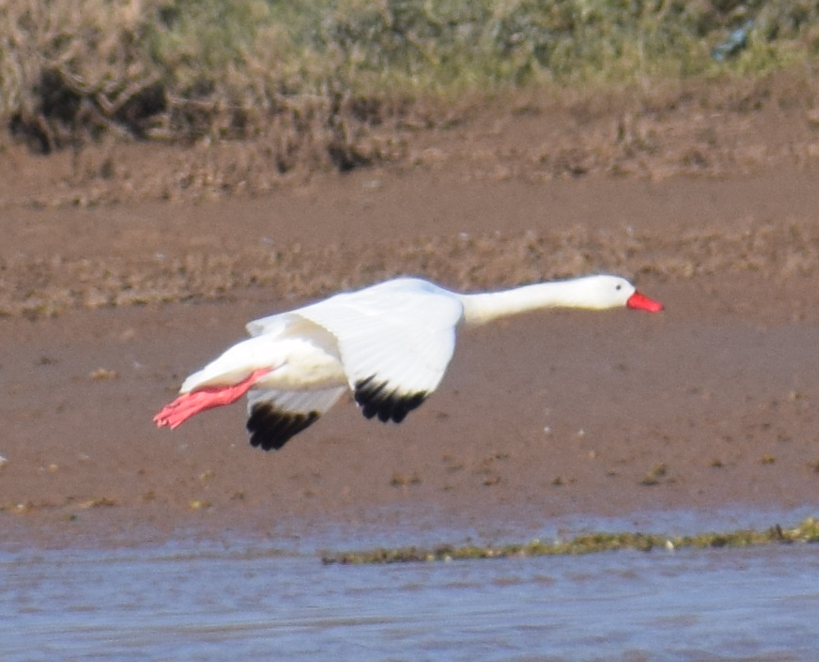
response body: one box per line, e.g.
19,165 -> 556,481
154,368 -> 272,429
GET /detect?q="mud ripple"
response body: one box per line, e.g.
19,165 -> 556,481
1,221 -> 817,318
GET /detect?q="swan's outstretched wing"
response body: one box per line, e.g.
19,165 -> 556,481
271,279 -> 464,423
245,312 -> 298,338
246,386 -> 347,450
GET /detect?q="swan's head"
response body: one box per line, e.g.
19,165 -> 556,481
578,275 -> 664,312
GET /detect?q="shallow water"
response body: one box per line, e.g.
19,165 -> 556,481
2,513 -> 818,662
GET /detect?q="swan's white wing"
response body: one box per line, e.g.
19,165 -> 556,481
246,386 -> 346,450
293,279 -> 464,423
245,311 -> 298,338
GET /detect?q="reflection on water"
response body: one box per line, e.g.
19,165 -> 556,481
2,511 -> 818,662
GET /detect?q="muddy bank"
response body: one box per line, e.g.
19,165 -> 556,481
3,168 -> 819,318
1,180 -> 818,547
1,78 -> 819,547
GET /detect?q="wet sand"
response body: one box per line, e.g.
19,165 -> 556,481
2,85 -> 819,547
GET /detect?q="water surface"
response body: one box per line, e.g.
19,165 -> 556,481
3,511 -> 818,661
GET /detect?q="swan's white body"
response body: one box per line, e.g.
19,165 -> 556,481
155,276 -> 662,450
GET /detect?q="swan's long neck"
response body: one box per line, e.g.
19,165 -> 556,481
459,278 -> 610,326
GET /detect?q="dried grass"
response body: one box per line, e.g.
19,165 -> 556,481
2,0 -> 819,171
0,0 -> 406,171
2,218 -> 819,318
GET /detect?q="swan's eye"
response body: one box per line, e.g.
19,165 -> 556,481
615,284 -> 622,291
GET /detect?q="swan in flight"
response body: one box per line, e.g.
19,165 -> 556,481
154,276 -> 663,450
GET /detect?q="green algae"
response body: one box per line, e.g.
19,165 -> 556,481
321,517 -> 819,565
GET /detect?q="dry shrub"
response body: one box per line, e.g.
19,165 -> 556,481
2,0 -> 166,152
0,0 -> 414,174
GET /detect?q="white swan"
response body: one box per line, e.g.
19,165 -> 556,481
154,276 -> 663,450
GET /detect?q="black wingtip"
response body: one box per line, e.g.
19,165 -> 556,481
247,404 -> 320,451
354,376 -> 427,424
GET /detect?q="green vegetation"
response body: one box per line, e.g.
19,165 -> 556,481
2,1 -> 819,161
321,517 -> 819,564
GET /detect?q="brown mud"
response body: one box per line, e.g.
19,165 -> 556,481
1,78 -> 818,547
